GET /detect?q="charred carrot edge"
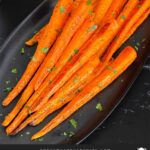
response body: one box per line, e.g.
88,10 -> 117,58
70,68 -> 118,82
25,24 -> 47,46
34,0 -> 98,90
2,0 -> 74,107
31,46 -> 137,140
31,21 -> 119,112
11,55 -> 102,134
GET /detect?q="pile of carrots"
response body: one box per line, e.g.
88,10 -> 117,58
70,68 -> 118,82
2,0 -> 150,140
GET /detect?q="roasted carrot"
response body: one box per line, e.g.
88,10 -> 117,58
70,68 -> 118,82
4,21 -> 118,134
35,0 -> 114,93
11,55 -> 102,134
31,46 -> 137,140
34,0 -> 98,90
102,0 -> 150,66
2,0 -> 74,106
31,21 -> 119,112
31,5 -> 150,121
123,8 -> 150,44
25,24 -> 47,46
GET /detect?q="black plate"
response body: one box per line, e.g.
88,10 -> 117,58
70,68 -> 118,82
0,0 -> 150,145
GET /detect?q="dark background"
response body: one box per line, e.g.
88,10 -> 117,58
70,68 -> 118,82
0,0 -> 150,145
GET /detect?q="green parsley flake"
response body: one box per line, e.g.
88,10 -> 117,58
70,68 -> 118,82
96,103 -> 103,111
121,15 -> 126,21
63,131 -> 75,137
11,68 -> 17,74
70,119 -> 78,129
42,47 -> 49,54
107,66 -> 117,74
4,87 -> 12,93
29,110 -> 32,115
26,132 -> 30,135
38,138 -> 44,142
88,24 -> 98,32
134,45 -> 139,51
25,105 -> 31,109
31,56 -> 37,62
74,49 -> 79,54
86,0 -> 92,5
5,80 -> 10,84
136,42 -> 140,46
21,48 -> 25,54
88,10 -> 93,15
73,76 -> 78,83
60,6 -> 65,13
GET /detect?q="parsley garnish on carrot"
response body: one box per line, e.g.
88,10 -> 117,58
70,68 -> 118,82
41,48 -> 49,54
60,6 -> 65,13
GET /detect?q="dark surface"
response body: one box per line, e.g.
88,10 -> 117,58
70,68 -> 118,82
0,0 -> 150,145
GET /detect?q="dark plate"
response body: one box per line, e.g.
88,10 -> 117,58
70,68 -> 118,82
0,0 -> 150,145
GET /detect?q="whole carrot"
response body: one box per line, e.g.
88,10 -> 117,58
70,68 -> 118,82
31,46 -> 137,140
25,24 -> 47,46
31,6 -> 150,125
34,0 -> 98,90
102,0 -> 150,68
35,0 -> 114,92
2,0 -> 74,106
11,55 -> 102,134
31,21 -> 119,112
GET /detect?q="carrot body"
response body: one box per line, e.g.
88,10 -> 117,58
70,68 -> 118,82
31,21 -> 119,112
31,46 -> 137,140
102,0 -> 150,68
25,24 -> 47,46
34,0 -> 98,90
31,5 -> 150,123
12,55 -> 102,134
35,0 -> 114,94
123,8 -> 150,44
2,0 -> 74,106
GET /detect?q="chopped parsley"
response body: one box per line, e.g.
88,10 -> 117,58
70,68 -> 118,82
38,138 -> 44,142
31,56 -> 37,62
88,24 -> 98,32
136,42 -> 140,46
134,45 -> 139,51
96,103 -> 103,111
4,87 -> 12,93
21,48 -> 25,54
26,132 -> 30,135
60,6 -> 65,13
70,119 -> 78,129
11,68 -> 17,74
25,105 -> 31,109
121,15 -> 126,21
73,76 -> 78,83
107,66 -> 117,74
41,47 -> 49,54
63,131 -> 75,137
74,49 -> 79,54
5,80 -> 10,84
86,0 -> 92,5
29,110 -> 32,115
88,10 -> 93,15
